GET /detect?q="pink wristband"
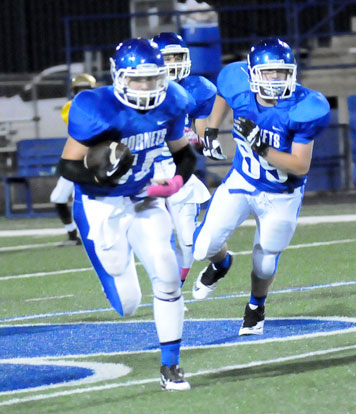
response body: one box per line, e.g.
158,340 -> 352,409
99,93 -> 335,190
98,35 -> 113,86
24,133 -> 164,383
147,175 -> 183,197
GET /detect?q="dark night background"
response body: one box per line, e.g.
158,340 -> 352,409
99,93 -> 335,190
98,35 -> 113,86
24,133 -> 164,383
2,0 -> 356,74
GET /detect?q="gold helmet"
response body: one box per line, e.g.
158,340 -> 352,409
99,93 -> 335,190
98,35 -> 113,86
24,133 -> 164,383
71,73 -> 96,95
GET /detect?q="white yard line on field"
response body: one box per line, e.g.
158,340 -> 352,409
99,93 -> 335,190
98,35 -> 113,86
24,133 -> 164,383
1,279 -> 356,323
2,238 -> 356,279
25,295 -> 74,302
0,343 -> 355,407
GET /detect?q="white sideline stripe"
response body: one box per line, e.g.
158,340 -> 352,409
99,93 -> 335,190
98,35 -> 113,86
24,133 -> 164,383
1,344 -> 355,407
0,242 -> 61,252
0,228 -> 66,237
0,268 -> 93,281
2,237 -> 356,256
0,214 -> 356,239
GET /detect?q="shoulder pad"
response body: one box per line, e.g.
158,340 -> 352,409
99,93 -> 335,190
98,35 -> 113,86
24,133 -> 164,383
217,61 -> 250,100
289,87 -> 330,123
181,75 -> 217,101
69,88 -> 110,141
165,80 -> 189,112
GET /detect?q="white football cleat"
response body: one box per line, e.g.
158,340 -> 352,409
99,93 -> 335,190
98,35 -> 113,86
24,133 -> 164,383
239,303 -> 265,335
192,258 -> 232,300
192,265 -> 219,300
160,365 -> 190,391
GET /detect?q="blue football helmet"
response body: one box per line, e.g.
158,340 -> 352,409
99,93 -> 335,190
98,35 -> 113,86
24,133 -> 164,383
152,32 -> 191,81
110,38 -> 169,110
248,38 -> 297,100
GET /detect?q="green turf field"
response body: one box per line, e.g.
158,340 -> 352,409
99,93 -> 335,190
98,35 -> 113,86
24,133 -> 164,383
0,201 -> 355,414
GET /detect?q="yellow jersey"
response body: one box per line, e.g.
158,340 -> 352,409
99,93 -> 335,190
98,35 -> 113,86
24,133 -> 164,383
61,100 -> 72,125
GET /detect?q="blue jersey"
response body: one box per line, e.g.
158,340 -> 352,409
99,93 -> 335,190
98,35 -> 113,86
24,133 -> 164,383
68,81 -> 188,197
218,62 -> 330,193
155,75 -> 216,163
180,75 -> 217,127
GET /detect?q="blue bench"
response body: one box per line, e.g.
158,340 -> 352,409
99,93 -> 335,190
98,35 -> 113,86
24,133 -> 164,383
3,138 -> 67,218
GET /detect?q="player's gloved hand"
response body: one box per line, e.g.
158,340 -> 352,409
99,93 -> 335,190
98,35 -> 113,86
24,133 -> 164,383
234,117 -> 269,157
147,175 -> 183,198
184,127 -> 200,146
202,128 -> 227,160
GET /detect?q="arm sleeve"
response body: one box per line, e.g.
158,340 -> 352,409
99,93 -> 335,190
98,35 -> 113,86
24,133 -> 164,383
172,143 -> 197,183
58,158 -> 98,185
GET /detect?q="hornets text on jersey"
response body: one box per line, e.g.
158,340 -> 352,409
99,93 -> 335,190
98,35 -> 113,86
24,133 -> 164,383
68,81 -> 189,197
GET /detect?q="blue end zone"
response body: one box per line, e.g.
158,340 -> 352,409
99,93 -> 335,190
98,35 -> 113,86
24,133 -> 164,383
0,318 -> 355,393
0,364 -> 92,392
1,319 -> 355,359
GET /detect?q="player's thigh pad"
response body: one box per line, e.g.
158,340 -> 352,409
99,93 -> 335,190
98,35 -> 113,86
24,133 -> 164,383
50,176 -> 74,203
193,182 -> 251,261
169,201 -> 198,246
129,198 -> 181,300
255,191 -> 302,252
75,195 -> 142,317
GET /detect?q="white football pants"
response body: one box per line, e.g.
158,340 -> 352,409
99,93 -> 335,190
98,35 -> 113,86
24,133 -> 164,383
193,169 -> 304,279
73,192 -> 184,343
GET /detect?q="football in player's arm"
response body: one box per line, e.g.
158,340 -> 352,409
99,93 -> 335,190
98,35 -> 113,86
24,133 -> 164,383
58,38 -> 195,391
193,37 -> 330,336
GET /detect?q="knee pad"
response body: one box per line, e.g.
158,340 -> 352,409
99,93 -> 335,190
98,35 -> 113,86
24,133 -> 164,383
152,278 -> 181,301
252,244 -> 280,279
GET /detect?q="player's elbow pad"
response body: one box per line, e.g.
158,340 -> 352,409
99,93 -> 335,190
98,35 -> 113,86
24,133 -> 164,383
172,144 -> 197,184
58,158 -> 97,185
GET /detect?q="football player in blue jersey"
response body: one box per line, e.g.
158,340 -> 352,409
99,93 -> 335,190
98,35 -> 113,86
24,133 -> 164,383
192,38 -> 330,335
58,38 -> 195,391
152,32 -> 216,287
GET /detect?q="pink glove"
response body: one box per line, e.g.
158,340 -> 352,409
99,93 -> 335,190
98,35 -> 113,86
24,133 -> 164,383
147,175 -> 183,197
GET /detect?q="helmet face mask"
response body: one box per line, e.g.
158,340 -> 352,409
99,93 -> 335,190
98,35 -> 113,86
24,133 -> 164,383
248,38 -> 297,100
153,33 -> 191,81
110,39 -> 169,110
161,46 -> 191,81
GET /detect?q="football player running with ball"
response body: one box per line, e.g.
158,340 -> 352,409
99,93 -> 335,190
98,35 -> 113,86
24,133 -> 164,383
192,38 -> 330,335
58,38 -> 194,391
152,32 -> 216,287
